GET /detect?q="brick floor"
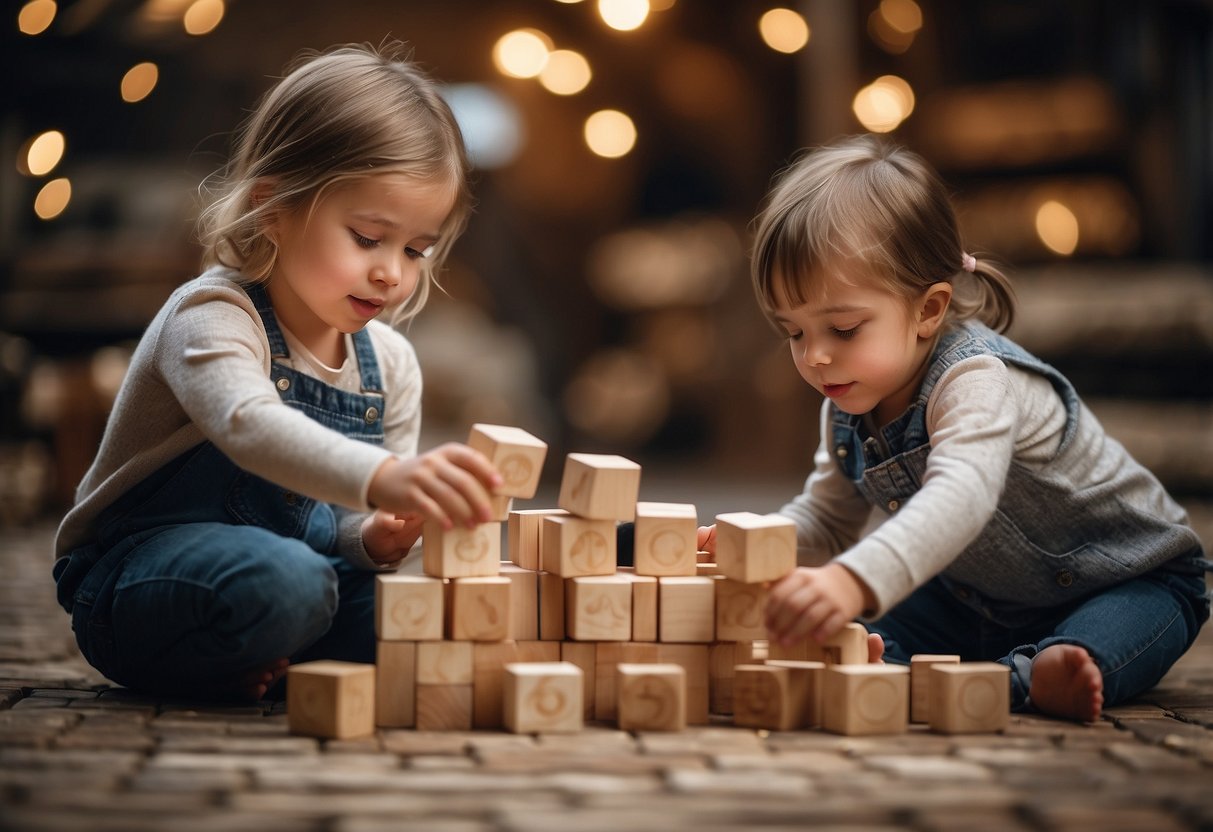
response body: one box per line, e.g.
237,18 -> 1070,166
2,522 -> 1211,832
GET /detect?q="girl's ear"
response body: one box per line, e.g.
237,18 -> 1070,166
916,282 -> 953,338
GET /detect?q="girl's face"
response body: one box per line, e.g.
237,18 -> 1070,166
268,173 -> 455,360
772,266 -> 950,427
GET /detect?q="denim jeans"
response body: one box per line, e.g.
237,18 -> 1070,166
867,559 -> 1209,710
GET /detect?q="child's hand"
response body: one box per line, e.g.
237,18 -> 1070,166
362,510 -> 425,565
765,563 -> 870,647
696,525 -> 716,560
368,443 -> 502,531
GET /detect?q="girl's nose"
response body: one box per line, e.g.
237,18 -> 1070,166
371,256 -> 402,287
802,341 -> 830,367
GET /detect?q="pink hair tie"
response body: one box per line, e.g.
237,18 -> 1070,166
961,253 -> 977,273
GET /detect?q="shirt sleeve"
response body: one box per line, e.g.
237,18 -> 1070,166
154,282 -> 395,511
833,354 -> 1019,616
777,400 -> 875,564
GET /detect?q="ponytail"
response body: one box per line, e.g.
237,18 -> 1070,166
952,255 -> 1016,333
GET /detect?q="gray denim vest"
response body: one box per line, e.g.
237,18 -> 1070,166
830,320 -> 1202,627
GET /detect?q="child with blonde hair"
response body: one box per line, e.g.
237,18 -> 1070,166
698,134 -> 1208,721
53,42 -> 501,700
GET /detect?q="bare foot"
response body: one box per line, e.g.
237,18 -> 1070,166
867,632 -> 885,664
210,658 -> 289,702
1029,644 -> 1103,723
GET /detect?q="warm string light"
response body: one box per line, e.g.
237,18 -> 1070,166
17,0 -> 56,35
1035,200 -> 1080,256
598,0 -> 650,31
120,62 -> 159,103
584,110 -> 637,158
852,75 -> 915,132
759,8 -> 810,54
183,0 -> 224,35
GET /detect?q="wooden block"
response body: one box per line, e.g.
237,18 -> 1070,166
561,641 -> 597,719
287,661 -> 375,740
446,577 -> 511,642
713,512 -> 796,584
617,663 -> 686,731
467,423 -> 549,499
696,561 -> 719,577
634,502 -> 698,577
374,641 -> 416,728
375,574 -> 444,641
415,683 -> 473,731
566,575 -> 632,641
499,563 -> 539,640
487,493 -> 513,522
621,573 -> 658,642
541,515 -> 617,577
656,643 -> 710,725
708,641 -> 762,715
472,640 -> 560,729
508,508 -> 567,571
821,665 -> 909,736
503,661 -> 583,734
765,659 -> 825,728
733,664 -> 798,731
658,577 -> 716,643
594,642 -> 660,721
556,453 -> 641,521
416,640 -> 474,685
422,521 -> 501,579
910,654 -> 961,723
767,622 -> 869,665
928,662 -> 1010,735
714,578 -> 768,642
537,572 -> 565,641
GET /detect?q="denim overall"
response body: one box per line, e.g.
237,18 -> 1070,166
53,284 -> 386,697
834,321 -> 1209,709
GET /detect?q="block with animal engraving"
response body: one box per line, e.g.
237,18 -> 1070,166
566,575 -> 632,641
467,423 -> 549,499
541,515 -> 617,577
375,574 -> 444,641
423,520 -> 501,579
557,453 -> 641,521
445,577 -> 511,642
714,577 -> 768,642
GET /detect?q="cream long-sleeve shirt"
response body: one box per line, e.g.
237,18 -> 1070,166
54,269 -> 422,566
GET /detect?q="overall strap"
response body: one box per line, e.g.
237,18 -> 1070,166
243,282 -> 290,360
351,328 -> 384,394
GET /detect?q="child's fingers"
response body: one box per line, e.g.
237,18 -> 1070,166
696,525 -> 716,553
437,442 -> 502,489
433,460 -> 495,525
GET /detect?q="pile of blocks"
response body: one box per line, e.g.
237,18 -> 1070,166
286,424 -> 1011,740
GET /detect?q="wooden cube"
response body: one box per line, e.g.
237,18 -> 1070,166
374,641 -> 415,728
415,683 -> 473,731
288,661 -> 375,740
732,663 -> 815,731
765,659 -> 825,728
713,512 -> 796,584
557,453 -> 641,521
617,663 -> 686,732
487,493 -> 513,522
708,640 -> 763,715
375,574 -> 443,641
658,577 -> 716,643
445,577 -> 511,642
821,665 -> 910,736
416,640 -> 474,685
594,642 -> 660,722
656,643 -> 710,726
503,661 -> 583,734
566,575 -> 632,641
537,571 -> 565,641
929,662 -> 1010,735
910,654 -> 961,723
560,641 -> 597,719
768,622 -> 869,665
634,502 -> 698,577
508,508 -> 567,571
541,515 -> 617,577
499,563 -> 539,640
714,578 -> 768,642
621,573 -> 658,642
423,521 -> 501,579
472,640 -> 561,729
467,423 -> 548,499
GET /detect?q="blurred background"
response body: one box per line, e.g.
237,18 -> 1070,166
1,0 -> 1211,542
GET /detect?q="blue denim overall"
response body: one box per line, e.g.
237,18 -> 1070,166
833,321 -> 1209,709
53,283 -> 386,697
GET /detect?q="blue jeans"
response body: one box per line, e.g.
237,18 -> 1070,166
867,561 -> 1209,710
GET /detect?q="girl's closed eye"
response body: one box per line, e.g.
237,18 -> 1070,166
830,324 -> 860,341
405,244 -> 435,260
350,229 -> 379,249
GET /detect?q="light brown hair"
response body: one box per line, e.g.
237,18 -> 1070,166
198,41 -> 471,322
751,134 -> 1014,332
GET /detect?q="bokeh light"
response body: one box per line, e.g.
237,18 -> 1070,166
598,0 -> 650,31
443,84 -> 524,170
868,0 -> 922,54
1035,200 -> 1080,256
34,178 -> 71,220
20,130 -> 65,177
493,29 -> 553,78
564,349 -> 670,445
182,0 -> 223,35
539,49 -> 592,95
120,62 -> 159,103
759,8 -> 810,54
584,110 -> 637,158
18,0 -> 56,35
852,75 -> 915,132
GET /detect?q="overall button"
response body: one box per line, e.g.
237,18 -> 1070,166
1055,569 -> 1074,588
835,445 -> 848,459
364,406 -> 380,424
275,377 -> 291,392
887,499 -> 899,512
283,491 -> 297,505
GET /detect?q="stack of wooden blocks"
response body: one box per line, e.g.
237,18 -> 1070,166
286,423 -> 1012,740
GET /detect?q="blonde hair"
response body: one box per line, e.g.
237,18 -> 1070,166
197,41 -> 471,322
751,134 -> 1014,332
